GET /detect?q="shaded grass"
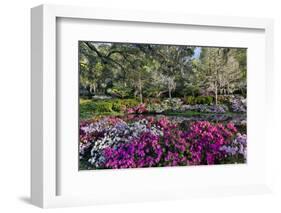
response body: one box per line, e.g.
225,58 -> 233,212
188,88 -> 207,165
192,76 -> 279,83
80,98 -> 138,120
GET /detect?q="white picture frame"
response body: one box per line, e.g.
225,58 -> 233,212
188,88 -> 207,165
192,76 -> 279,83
31,4 -> 274,208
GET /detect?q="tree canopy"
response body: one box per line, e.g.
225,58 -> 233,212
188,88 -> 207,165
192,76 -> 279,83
79,41 -> 246,103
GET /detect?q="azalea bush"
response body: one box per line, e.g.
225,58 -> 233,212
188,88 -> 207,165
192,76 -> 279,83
79,116 -> 247,170
219,133 -> 247,163
132,99 -> 229,114
80,116 -> 163,168
217,95 -> 247,113
180,104 -> 229,113
146,98 -> 183,113
184,121 -> 238,165
230,96 -> 247,113
127,103 -> 148,114
103,117 -> 190,169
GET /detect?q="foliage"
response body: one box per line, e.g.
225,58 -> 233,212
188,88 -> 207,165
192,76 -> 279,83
120,99 -> 140,108
107,85 -> 133,98
80,100 -> 96,119
80,98 -> 140,119
199,48 -> 247,104
79,42 -> 246,102
184,96 -> 213,105
94,101 -> 113,113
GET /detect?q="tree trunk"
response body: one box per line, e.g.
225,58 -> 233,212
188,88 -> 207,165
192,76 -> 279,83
215,81 -> 218,105
227,84 -> 230,95
138,73 -> 143,103
157,91 -> 166,98
139,87 -> 143,103
168,88 -> 172,99
167,78 -> 173,99
168,83 -> 172,99
93,84 -> 96,94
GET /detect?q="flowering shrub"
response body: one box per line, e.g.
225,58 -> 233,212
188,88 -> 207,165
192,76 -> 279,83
101,117 -> 190,169
162,98 -> 183,110
147,98 -> 183,113
230,96 -> 247,113
81,117 -> 163,168
146,98 -> 229,114
159,118 -> 190,167
79,117 -> 124,157
103,132 -> 162,169
127,103 -> 148,114
180,104 -> 228,113
217,95 -> 246,113
184,121 -> 237,165
147,103 -> 166,113
79,116 -> 247,170
219,133 -> 247,163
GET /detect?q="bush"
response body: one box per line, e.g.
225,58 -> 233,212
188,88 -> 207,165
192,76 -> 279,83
217,95 -> 230,104
163,98 -> 183,109
112,101 -> 122,112
94,101 -> 113,113
127,103 -> 148,114
120,99 -> 139,109
80,100 -> 96,119
180,104 -> 228,113
185,96 -> 213,105
229,96 -> 246,113
185,121 -> 238,165
185,96 -> 195,105
144,98 -> 162,105
107,86 -> 132,98
80,98 -> 140,118
111,99 -> 140,112
217,95 -> 246,113
197,96 -> 213,105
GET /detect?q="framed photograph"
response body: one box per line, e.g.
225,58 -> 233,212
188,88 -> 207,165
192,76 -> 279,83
31,4 -> 274,208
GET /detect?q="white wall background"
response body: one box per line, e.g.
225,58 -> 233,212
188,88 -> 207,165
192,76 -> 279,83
0,0 -> 280,212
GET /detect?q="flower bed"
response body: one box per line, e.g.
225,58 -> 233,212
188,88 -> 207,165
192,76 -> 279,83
133,101 -> 229,114
80,116 -> 247,169
144,98 -> 230,114
180,104 -> 228,113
